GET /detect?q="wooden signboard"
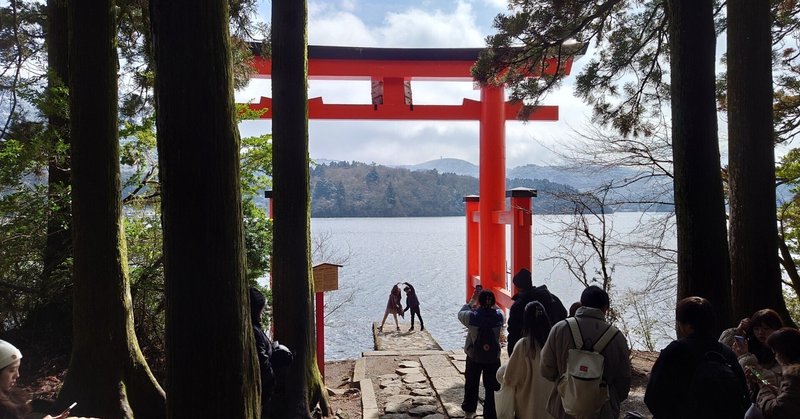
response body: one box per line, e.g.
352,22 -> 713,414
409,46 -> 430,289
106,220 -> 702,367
313,263 -> 341,292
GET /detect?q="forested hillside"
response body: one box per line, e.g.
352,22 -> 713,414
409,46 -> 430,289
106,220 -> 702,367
310,161 -> 580,217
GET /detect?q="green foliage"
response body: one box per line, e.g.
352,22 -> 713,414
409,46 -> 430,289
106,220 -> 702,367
0,186 -> 47,327
243,199 -> 272,281
785,286 -> 800,325
475,0 -> 669,136
773,0 -> 800,144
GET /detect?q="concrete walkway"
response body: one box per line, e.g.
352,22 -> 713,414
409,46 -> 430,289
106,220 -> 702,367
352,322 -> 495,419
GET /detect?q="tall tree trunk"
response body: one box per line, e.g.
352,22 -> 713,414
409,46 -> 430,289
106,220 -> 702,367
32,0 -> 72,351
727,0 -> 794,324
58,1 -> 166,417
271,1 -> 330,417
42,0 -> 71,285
667,0 -> 732,334
150,0 -> 259,417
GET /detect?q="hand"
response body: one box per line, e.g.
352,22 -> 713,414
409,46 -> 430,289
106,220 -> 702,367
745,366 -> 777,392
732,337 -> 749,357
737,318 -> 752,333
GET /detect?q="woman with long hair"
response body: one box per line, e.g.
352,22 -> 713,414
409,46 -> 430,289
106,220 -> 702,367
378,284 -> 403,332
499,301 -> 554,418
723,309 -> 785,385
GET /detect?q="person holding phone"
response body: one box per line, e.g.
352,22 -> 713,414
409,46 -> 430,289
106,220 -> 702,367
750,327 -> 800,418
469,284 -> 482,309
721,308 -> 786,407
0,340 -> 71,419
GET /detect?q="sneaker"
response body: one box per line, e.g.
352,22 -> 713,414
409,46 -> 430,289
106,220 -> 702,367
420,325 -> 425,331
396,326 -> 401,331
409,326 -> 415,331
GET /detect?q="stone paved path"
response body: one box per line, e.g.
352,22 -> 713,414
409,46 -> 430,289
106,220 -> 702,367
352,322 -> 494,418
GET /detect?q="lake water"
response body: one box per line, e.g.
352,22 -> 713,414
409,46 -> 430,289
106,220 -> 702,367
306,212 -> 679,360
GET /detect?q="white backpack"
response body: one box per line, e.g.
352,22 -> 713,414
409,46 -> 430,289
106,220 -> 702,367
556,317 -> 619,418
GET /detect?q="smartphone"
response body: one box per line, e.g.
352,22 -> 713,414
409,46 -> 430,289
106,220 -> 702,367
748,367 -> 771,387
734,335 -> 746,345
60,402 -> 77,416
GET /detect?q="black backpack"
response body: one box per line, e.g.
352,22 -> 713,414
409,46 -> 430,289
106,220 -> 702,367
473,315 -> 500,364
683,349 -> 749,419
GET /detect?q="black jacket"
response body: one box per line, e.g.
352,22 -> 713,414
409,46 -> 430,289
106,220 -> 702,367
506,285 -> 566,355
645,334 -> 749,419
254,325 -> 275,417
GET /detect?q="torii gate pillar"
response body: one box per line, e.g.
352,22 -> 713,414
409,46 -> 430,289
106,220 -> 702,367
479,85 -> 506,294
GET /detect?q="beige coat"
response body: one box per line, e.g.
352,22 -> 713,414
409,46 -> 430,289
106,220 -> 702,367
501,337 -> 554,418
540,307 -> 631,419
757,364 -> 800,418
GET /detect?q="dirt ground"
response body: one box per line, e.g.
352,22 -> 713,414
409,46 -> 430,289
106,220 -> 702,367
323,350 -> 659,419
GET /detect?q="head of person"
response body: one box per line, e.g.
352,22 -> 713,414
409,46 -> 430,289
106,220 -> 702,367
675,296 -> 714,337
512,268 -> 533,291
391,284 -> 401,295
523,301 -> 552,350
0,340 -> 22,394
580,286 -> 610,313
750,309 -> 784,344
249,287 -> 267,328
766,327 -> 800,366
568,301 -> 582,318
403,286 -> 411,294
478,290 -> 496,309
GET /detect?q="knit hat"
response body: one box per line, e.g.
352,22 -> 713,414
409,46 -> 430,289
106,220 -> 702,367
0,340 -> 22,370
512,268 -> 533,290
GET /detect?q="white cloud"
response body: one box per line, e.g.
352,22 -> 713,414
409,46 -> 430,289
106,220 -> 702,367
340,0 -> 357,12
376,2 -> 485,47
237,0 -> 595,167
309,11 -> 377,46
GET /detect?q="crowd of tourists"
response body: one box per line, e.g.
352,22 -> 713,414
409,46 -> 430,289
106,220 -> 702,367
456,268 -> 800,419
2,273 -> 799,418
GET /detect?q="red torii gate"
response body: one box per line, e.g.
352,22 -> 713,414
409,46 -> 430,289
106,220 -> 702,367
252,44 -> 579,372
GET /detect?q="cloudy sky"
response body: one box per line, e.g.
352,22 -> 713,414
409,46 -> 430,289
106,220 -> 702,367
236,0 -> 594,168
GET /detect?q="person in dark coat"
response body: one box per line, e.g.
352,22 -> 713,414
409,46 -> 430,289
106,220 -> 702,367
250,287 -> 274,419
402,282 -> 424,331
458,290 -> 504,419
644,296 -> 749,419
506,268 -> 567,356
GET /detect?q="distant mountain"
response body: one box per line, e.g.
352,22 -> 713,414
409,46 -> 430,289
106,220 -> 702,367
403,158 -> 674,212
401,158 -> 479,177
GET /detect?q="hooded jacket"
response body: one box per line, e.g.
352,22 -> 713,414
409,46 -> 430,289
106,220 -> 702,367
458,304 -> 504,361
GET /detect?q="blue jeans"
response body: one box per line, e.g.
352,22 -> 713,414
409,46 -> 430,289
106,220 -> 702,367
462,356 -> 500,419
